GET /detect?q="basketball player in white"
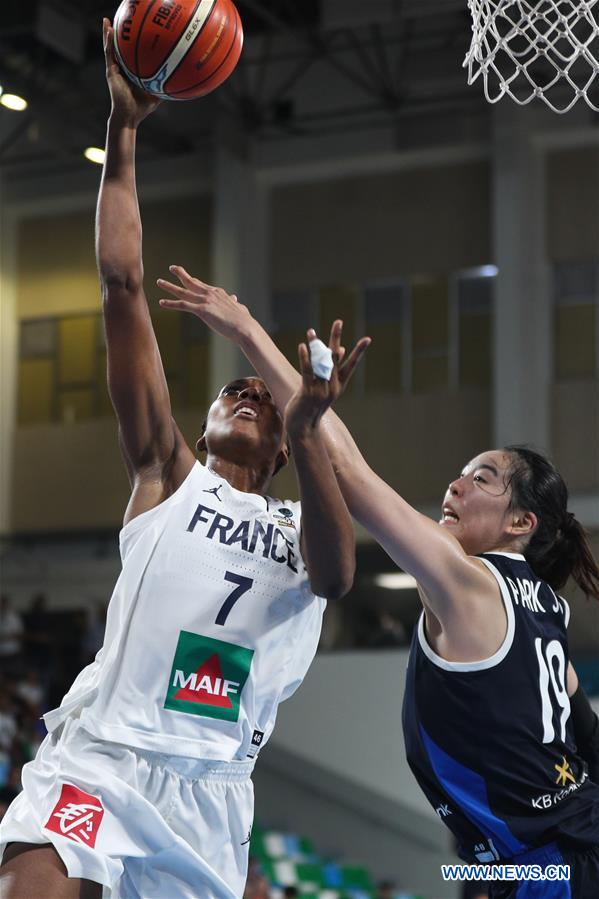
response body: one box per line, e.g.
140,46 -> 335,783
0,20 -> 367,899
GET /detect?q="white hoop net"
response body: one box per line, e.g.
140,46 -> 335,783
464,1 -> 599,113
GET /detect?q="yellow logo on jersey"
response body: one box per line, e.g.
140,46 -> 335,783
554,756 -> 576,787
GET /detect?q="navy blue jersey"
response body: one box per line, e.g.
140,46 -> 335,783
402,552 -> 599,863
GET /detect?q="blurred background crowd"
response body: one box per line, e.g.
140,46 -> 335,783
0,592 -> 106,801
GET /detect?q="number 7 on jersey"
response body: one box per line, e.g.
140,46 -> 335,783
215,571 -> 254,626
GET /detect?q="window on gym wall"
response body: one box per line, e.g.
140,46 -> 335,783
57,314 -> 102,422
17,308 -> 211,425
18,314 -> 105,425
181,310 -> 211,412
319,285 -> 360,395
18,270 -> 496,425
455,268 -> 494,390
15,196 -> 212,427
411,275 -> 450,392
271,290 -> 318,372
554,260 -> 599,381
363,283 -> 406,395
271,268 -> 495,396
18,318 -> 57,424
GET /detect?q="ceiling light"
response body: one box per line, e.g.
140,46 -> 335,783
374,572 -> 418,590
460,264 -> 499,280
84,147 -> 106,165
1,94 -> 28,111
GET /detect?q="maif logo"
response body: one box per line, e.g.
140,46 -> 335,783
165,631 -> 253,722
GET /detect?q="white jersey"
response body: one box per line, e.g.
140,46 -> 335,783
44,462 -> 326,760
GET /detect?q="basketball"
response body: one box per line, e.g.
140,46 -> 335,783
113,0 -> 243,100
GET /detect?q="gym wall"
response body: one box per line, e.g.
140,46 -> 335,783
546,146 -> 599,492
6,149 -> 598,535
11,195 -> 212,532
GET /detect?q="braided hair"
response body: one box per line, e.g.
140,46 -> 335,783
504,445 -> 599,600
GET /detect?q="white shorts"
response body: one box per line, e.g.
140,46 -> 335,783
0,717 -> 254,898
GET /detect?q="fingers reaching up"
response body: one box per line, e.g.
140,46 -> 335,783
305,321 -> 371,397
157,266 -> 247,341
285,322 -> 371,437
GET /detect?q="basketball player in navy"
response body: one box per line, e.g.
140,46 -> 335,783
0,21 -> 368,899
153,282 -> 599,897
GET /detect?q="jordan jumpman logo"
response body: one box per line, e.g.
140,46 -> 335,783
203,484 -> 223,502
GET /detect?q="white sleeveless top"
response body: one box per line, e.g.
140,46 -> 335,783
44,462 -> 326,760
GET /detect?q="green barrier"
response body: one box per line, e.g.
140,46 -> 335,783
296,861 -> 325,886
341,864 -> 373,889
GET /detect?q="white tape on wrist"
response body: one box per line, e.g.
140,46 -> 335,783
309,338 -> 334,381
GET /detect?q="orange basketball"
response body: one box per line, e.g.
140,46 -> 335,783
113,0 -> 243,100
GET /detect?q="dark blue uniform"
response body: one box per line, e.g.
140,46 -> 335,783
402,552 -> 599,898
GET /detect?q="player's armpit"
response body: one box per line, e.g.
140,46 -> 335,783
118,419 -> 195,526
103,286 -> 196,521
567,661 -> 579,697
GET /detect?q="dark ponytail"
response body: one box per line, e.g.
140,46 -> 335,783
504,445 -> 599,601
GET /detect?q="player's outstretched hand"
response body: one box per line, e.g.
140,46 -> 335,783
103,18 -> 161,127
285,321 -> 371,439
157,265 -> 252,340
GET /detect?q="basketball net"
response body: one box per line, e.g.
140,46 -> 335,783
464,1 -> 599,113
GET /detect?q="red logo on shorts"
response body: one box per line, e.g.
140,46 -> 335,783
44,784 -> 104,848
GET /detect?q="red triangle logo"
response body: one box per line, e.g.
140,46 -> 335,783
174,653 -> 234,708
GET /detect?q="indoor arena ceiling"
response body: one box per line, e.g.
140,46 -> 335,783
0,1 -> 487,177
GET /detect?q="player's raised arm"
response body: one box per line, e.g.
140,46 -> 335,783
97,21 -> 194,518
284,327 -> 364,600
299,329 -> 496,624
156,270 -> 494,621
